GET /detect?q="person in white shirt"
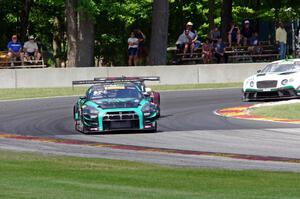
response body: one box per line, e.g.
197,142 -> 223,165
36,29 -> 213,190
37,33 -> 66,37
128,32 -> 139,66
23,35 -> 41,63
275,22 -> 287,60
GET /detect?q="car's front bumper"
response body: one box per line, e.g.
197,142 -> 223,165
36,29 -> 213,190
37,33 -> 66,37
81,111 -> 158,133
243,87 -> 300,101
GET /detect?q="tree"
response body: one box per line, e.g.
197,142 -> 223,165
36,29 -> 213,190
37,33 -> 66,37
20,0 -> 32,42
65,0 -> 95,67
148,0 -> 169,65
208,0 -> 216,32
221,0 -> 232,41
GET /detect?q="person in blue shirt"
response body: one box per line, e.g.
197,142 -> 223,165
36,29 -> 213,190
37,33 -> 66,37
7,35 -> 24,65
214,37 -> 228,63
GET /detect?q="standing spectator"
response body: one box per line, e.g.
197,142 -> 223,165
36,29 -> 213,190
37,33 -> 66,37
127,32 -> 139,66
7,35 -> 24,66
24,35 -> 41,63
276,22 -> 287,60
183,21 -> 198,57
209,26 -> 221,43
202,38 -> 212,64
240,20 -> 254,46
228,22 -> 241,47
135,29 -> 147,65
214,37 -> 228,63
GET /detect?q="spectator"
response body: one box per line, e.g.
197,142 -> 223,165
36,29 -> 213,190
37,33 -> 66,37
228,22 -> 241,47
134,29 -> 147,65
24,35 -> 41,63
276,22 -> 287,60
128,32 -> 139,66
248,32 -> 262,58
175,30 -> 189,53
240,20 -> 254,46
7,35 -> 24,66
209,26 -> 221,43
214,37 -> 228,63
183,21 -> 199,57
202,38 -> 213,64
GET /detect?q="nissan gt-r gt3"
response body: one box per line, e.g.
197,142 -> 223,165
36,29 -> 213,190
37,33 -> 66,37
243,59 -> 300,101
94,76 -> 161,116
73,82 -> 159,133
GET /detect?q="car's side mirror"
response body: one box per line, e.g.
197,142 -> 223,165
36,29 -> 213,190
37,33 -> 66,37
257,70 -> 261,73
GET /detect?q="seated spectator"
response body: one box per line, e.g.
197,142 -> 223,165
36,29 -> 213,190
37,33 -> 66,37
24,35 -> 41,63
214,37 -> 228,63
7,35 -> 24,66
184,21 -> 198,57
175,30 -> 189,53
240,20 -> 254,46
248,32 -> 262,55
228,22 -> 241,47
128,32 -> 139,66
209,26 -> 221,43
202,38 -> 213,64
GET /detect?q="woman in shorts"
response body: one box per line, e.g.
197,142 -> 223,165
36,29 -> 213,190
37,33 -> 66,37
128,32 -> 139,66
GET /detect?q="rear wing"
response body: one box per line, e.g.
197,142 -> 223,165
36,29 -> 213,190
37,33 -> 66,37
72,76 -> 160,89
93,76 -> 160,82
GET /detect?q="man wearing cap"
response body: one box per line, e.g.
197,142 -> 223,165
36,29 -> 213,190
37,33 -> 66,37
24,35 -> 41,63
241,20 -> 254,46
7,35 -> 24,66
183,21 -> 199,57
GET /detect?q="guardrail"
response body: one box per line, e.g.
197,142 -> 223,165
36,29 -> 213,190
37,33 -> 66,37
0,63 -> 267,88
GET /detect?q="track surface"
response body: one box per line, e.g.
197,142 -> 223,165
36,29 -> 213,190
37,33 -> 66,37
1,89 -> 300,171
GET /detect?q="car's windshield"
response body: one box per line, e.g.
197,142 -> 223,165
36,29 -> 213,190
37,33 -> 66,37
88,85 -> 142,100
261,63 -> 300,73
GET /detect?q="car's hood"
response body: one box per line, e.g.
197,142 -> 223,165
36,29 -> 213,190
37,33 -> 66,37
93,98 -> 141,109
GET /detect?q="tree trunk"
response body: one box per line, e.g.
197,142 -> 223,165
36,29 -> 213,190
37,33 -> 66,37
20,0 -> 32,42
208,0 -> 215,32
53,16 -> 63,67
221,0 -> 232,41
66,0 -> 78,67
148,0 -> 169,65
77,11 -> 95,67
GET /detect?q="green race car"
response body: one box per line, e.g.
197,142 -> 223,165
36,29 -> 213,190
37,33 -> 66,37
73,81 -> 159,133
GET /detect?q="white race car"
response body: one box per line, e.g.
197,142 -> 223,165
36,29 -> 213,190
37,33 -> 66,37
243,59 -> 300,101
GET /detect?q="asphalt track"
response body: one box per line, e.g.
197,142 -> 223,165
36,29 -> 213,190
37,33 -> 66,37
1,88 -> 300,171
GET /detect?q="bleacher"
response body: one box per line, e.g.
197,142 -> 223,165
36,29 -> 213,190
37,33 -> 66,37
0,51 -> 46,69
168,42 -> 279,64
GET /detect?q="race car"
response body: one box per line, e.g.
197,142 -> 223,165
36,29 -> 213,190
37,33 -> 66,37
243,59 -> 300,101
94,76 -> 161,116
73,81 -> 159,133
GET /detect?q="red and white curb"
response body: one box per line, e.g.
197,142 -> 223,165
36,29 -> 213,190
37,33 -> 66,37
215,103 -> 300,125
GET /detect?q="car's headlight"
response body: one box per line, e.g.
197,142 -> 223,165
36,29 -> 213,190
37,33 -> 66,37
281,79 -> 288,85
83,105 -> 99,115
142,103 -> 156,117
250,81 -> 254,87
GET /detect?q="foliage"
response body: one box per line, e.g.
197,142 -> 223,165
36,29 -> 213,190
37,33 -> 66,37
0,0 -> 299,65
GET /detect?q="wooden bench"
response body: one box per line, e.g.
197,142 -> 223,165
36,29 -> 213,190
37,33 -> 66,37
0,51 -> 46,69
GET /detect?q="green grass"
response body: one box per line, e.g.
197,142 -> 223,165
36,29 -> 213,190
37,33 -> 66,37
0,83 -> 241,100
251,103 -> 300,120
0,150 -> 299,199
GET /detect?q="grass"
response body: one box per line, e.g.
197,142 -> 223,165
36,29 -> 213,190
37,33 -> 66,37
0,83 -> 241,100
0,150 -> 299,199
251,103 -> 300,120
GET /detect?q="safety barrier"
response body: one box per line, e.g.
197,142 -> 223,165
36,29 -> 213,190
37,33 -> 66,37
0,63 -> 267,88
